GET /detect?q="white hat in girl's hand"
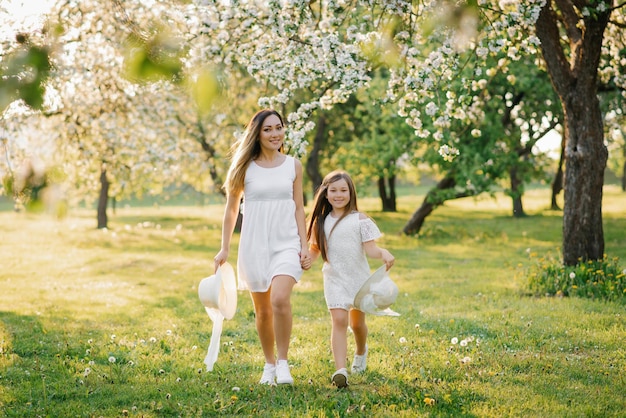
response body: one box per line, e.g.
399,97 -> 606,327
354,265 -> 400,316
198,262 -> 238,371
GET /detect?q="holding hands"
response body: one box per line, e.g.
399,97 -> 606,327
300,248 -> 312,270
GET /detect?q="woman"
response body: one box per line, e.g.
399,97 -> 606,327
213,109 -> 310,385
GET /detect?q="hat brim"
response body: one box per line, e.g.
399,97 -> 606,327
198,262 -> 238,320
354,265 -> 399,316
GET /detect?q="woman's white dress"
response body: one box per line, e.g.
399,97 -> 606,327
322,212 -> 382,310
237,155 -> 303,292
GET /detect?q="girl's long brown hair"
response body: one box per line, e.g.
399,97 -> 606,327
223,109 -> 285,196
306,170 -> 358,262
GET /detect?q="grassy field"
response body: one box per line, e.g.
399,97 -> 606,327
0,186 -> 625,417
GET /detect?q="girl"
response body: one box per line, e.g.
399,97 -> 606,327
214,109 -> 311,385
306,170 -> 394,388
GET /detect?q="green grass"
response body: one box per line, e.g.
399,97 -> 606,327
0,187 -> 625,417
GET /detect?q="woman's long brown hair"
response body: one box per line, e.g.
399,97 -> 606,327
223,109 -> 285,196
306,170 -> 358,262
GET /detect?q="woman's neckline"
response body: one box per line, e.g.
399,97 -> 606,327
252,154 -> 287,168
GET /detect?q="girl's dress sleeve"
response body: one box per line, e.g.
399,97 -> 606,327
360,217 -> 382,242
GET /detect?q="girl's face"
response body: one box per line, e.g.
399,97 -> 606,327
258,114 -> 284,152
326,178 -> 351,211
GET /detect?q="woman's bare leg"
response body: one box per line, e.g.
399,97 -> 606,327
269,275 -> 295,360
250,290 -> 276,364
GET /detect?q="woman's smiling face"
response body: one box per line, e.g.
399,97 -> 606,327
258,114 -> 284,152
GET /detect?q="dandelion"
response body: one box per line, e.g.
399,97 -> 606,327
84,367 -> 91,377
192,345 -> 198,350
149,337 -> 157,343
166,393 -> 171,399
451,337 -> 458,345
108,356 -> 116,363
85,349 -> 91,355
414,324 -> 420,328
87,339 -> 93,344
569,272 -> 576,279
424,397 -> 436,406
461,356 -> 471,364
128,360 -> 134,366
176,377 -> 182,382
399,337 -> 407,344
232,387 -> 241,392
231,395 -> 238,401
166,330 -> 172,336
460,340 -> 468,347
110,334 -> 116,340
159,369 -> 165,374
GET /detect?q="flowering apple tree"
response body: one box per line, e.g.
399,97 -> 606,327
183,0 -> 625,265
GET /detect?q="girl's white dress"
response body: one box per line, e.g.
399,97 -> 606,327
237,155 -> 303,292
322,212 -> 382,310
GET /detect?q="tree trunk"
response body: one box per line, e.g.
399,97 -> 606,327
550,135 -> 565,210
97,165 -> 109,229
509,166 -> 525,217
193,116 -> 224,196
403,175 -> 470,235
622,144 -> 626,192
378,175 -> 397,212
536,4 -> 610,265
306,115 -> 326,196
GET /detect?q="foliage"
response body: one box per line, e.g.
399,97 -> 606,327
526,252 -> 626,304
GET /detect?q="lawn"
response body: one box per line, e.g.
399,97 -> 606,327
0,186 -> 624,417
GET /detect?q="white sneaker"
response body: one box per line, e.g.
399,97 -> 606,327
259,363 -> 276,385
331,368 -> 348,388
351,345 -> 368,374
275,360 -> 294,385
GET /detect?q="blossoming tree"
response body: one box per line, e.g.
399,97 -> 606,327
183,0 -> 624,265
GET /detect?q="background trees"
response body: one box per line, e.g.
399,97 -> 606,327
2,1 -> 625,265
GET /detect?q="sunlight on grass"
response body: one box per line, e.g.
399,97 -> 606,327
0,187 -> 624,417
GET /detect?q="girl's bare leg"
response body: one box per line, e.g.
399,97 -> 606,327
350,309 -> 368,355
330,308 -> 349,370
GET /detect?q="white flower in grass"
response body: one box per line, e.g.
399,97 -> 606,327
232,387 -> 241,392
192,345 -> 197,350
87,339 -> 93,344
108,356 -> 116,363
166,330 -> 172,336
460,340 -> 468,347
88,360 -> 95,366
569,272 -> 576,279
451,337 -> 458,345
149,337 -> 157,343
84,368 -> 91,377
128,361 -> 134,366
110,334 -> 116,340
460,356 -> 471,364
399,337 -> 407,344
